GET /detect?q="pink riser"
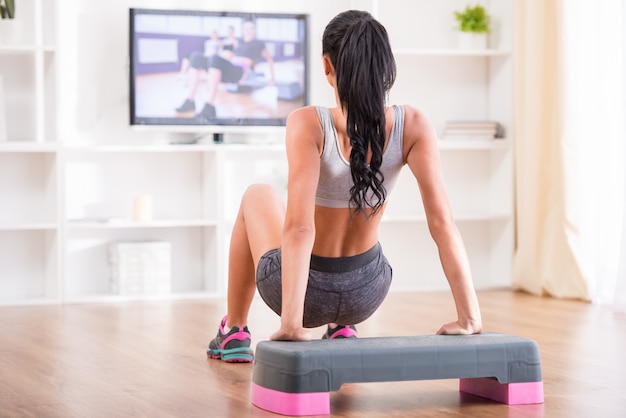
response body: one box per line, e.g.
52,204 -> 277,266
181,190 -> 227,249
251,383 -> 330,416
459,378 -> 544,404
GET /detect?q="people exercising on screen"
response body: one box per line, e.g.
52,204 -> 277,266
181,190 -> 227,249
175,18 -> 275,121
206,10 -> 482,363
178,30 -> 222,78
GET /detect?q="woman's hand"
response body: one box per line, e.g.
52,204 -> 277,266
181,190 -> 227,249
270,327 -> 312,342
436,320 -> 482,335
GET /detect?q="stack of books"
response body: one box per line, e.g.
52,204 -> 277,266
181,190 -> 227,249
442,121 -> 502,140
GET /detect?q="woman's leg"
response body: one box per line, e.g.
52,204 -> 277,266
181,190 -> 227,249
179,57 -> 190,75
205,57 -> 244,105
205,67 -> 222,104
226,183 -> 285,329
186,53 -> 209,100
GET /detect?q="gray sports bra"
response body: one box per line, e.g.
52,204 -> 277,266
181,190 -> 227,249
314,105 -> 405,208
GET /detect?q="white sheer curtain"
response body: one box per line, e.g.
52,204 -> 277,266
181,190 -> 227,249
513,0 -> 626,311
513,0 -> 588,299
562,0 -> 626,310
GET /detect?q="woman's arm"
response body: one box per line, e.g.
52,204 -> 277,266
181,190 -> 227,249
270,107 -> 323,341
403,106 -> 482,335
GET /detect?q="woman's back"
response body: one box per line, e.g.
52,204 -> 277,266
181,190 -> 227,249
311,105 -> 404,257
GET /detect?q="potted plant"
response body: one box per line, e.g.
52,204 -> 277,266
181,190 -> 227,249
0,0 -> 15,19
454,4 -> 491,49
0,0 -> 21,45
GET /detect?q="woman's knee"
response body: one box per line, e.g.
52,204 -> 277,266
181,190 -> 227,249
243,183 -> 281,201
189,52 -> 207,70
240,183 -> 284,215
240,184 -> 284,262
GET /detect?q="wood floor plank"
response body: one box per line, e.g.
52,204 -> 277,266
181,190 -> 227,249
0,290 -> 624,417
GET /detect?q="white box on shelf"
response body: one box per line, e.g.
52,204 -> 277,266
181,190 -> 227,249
109,241 -> 172,295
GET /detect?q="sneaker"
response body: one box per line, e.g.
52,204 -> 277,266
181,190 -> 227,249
195,103 -> 216,121
322,324 -> 358,339
175,98 -> 195,113
207,315 -> 254,363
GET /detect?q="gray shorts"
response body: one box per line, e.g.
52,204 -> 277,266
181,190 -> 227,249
256,242 -> 393,328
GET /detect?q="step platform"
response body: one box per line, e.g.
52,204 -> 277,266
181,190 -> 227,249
251,332 -> 543,416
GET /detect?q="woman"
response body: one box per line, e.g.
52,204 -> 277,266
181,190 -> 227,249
207,10 -> 482,363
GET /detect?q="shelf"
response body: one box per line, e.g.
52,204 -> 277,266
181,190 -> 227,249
63,138 -> 503,153
438,139 -> 511,150
0,222 -> 58,230
0,46 -> 36,54
63,291 -> 223,305
64,144 -> 222,153
0,45 -> 55,52
63,142 -> 286,153
0,142 -> 58,152
66,219 -> 217,230
393,48 -> 511,57
130,124 -> 287,135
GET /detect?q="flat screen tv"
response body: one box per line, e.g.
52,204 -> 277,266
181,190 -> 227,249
129,8 -> 309,132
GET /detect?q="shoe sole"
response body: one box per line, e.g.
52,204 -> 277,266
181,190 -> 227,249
207,347 -> 254,363
323,327 -> 358,339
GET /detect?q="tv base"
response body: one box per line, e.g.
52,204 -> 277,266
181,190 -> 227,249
169,132 -> 224,145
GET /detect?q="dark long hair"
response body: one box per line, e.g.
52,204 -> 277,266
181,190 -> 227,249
322,10 -> 396,216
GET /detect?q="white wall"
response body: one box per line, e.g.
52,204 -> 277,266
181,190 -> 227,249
57,0 -> 358,145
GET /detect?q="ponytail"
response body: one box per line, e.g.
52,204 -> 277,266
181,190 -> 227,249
323,10 -> 396,216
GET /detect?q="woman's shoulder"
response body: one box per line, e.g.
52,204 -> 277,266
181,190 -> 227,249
395,104 -> 437,153
287,106 -> 322,126
394,104 -> 430,128
286,106 -> 325,144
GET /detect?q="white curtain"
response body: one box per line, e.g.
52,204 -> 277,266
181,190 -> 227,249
513,0 -> 626,310
513,0 -> 589,300
562,0 -> 625,310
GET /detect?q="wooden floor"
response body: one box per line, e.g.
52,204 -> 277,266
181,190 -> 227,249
1,289 -> 624,417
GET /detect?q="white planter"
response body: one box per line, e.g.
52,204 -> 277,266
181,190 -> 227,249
457,32 -> 488,50
0,19 -> 24,45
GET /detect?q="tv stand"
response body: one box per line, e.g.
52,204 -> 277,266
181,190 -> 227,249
169,132 -> 224,145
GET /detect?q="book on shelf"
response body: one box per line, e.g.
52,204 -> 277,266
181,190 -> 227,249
441,120 -> 503,140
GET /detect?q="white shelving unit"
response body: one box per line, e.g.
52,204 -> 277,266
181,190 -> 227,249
0,0 -> 513,305
0,0 -> 60,305
371,0 -> 514,291
59,141 -> 287,302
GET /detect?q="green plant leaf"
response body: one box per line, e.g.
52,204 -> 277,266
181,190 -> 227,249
454,4 -> 491,33
0,0 -> 15,19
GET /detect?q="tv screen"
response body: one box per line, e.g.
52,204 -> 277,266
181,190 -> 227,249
129,8 -> 309,129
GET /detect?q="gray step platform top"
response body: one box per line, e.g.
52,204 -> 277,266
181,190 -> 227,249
252,332 -> 542,393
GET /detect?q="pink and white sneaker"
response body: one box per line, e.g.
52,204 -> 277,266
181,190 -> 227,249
207,315 -> 254,363
322,324 -> 358,339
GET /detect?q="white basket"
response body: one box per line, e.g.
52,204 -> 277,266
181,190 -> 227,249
109,241 -> 172,295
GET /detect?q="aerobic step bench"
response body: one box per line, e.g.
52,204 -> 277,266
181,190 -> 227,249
251,332 -> 544,416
